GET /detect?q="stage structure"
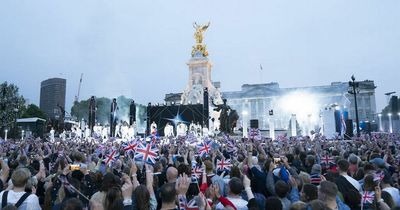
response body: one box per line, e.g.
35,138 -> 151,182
146,104 -> 207,136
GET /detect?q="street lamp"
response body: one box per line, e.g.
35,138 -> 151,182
388,113 -> 393,133
242,110 -> 248,138
348,75 -> 360,137
4,129 -> 7,141
378,113 -> 383,132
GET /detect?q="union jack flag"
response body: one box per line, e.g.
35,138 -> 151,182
374,171 -> 385,182
135,142 -> 159,165
105,150 -> 119,165
248,128 -> 261,141
186,198 -> 198,210
186,133 -> 198,144
216,159 -> 232,171
191,165 -> 204,179
178,195 -> 187,210
226,140 -> 238,156
150,134 -> 160,144
320,155 -> 335,165
123,140 -> 138,154
362,191 -> 375,204
197,140 -> 213,157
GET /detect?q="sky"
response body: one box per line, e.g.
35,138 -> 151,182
1,0 -> 399,112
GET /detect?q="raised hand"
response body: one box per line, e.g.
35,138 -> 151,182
121,175 -> 134,199
289,176 -> 298,189
130,160 -> 137,176
176,174 -> 191,195
243,175 -> 251,189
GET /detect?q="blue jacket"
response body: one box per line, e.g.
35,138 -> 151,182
337,196 -> 351,210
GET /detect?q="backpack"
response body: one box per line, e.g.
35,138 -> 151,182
1,191 -> 31,209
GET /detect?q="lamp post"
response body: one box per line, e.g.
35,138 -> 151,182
268,110 -> 275,140
348,75 -> 360,137
378,113 -> 383,132
388,113 -> 393,133
242,110 -> 248,138
398,112 -> 400,132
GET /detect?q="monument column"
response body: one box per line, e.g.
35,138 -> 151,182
181,22 -> 222,105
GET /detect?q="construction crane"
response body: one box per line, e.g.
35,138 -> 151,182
74,73 -> 83,103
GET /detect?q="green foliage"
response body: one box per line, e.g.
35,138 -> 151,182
0,82 -> 26,129
21,104 -> 47,119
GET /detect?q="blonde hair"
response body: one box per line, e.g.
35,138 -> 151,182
11,168 -> 31,188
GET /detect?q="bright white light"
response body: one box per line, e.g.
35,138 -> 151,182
278,91 -> 320,120
335,106 -> 341,111
378,113 -> 382,117
242,110 -> 248,116
388,113 -> 392,117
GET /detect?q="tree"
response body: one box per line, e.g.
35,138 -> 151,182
21,104 -> 47,119
0,82 -> 26,137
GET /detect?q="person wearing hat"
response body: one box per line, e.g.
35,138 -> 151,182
310,164 -> 322,186
369,158 -> 386,170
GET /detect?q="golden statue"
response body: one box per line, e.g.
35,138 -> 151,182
193,22 -> 210,44
191,22 -> 210,57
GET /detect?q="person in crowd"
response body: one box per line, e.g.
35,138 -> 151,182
318,181 -> 350,210
0,167 -> 41,210
1,129 -> 400,210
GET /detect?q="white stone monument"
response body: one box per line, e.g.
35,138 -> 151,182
181,22 -> 222,105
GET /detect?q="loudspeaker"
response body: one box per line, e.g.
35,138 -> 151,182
203,88 -> 209,128
88,96 -> 96,131
250,119 -> 259,129
129,100 -> 136,125
391,96 -> 398,116
345,119 -> 353,138
269,110 -> 274,116
364,122 -> 371,134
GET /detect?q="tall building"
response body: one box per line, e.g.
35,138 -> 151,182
40,78 -> 66,120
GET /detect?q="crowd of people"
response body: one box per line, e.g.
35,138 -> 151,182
0,131 -> 400,210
